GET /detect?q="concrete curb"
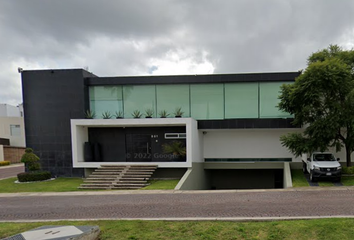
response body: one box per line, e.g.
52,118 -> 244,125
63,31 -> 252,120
1,215 -> 354,223
1,186 -> 354,197
0,163 -> 24,169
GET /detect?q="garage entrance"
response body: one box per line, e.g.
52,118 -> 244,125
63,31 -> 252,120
208,169 -> 283,189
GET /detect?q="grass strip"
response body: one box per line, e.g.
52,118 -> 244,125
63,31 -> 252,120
1,219 -> 354,240
291,169 -> 309,187
142,179 -> 179,190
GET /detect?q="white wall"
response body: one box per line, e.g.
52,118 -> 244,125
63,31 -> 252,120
203,129 -> 303,161
0,104 -> 21,117
0,117 -> 26,147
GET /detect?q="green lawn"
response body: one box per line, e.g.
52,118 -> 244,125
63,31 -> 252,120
291,170 -> 309,187
143,179 -> 179,190
0,177 -> 84,193
2,218 -> 354,239
341,176 -> 354,186
0,178 -> 178,193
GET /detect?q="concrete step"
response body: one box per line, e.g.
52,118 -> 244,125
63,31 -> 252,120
85,180 -> 114,183
113,183 -> 147,187
119,179 -> 147,182
92,172 -> 122,175
96,169 -> 123,172
78,186 -> 111,190
123,175 -> 151,178
128,169 -> 156,172
80,183 -> 112,187
86,177 -> 116,180
125,171 -> 153,175
120,177 -> 149,180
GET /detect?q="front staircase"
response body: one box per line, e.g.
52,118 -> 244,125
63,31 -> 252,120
79,165 -> 158,190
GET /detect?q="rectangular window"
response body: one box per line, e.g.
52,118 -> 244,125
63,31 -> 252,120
156,85 -> 190,117
10,125 -> 21,136
259,82 -> 292,118
190,84 -> 224,120
123,85 -> 156,118
225,83 -> 258,118
164,133 -> 187,139
89,86 -> 123,118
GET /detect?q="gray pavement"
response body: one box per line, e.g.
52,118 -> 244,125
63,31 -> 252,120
1,188 -> 354,221
0,164 -> 24,180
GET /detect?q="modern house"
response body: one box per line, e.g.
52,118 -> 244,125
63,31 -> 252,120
21,69 -> 308,189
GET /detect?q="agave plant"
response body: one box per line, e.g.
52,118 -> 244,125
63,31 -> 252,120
174,107 -> 184,117
132,110 -> 142,118
84,110 -> 96,119
114,110 -> 124,119
159,110 -> 169,118
145,109 -> 154,118
101,111 -> 112,119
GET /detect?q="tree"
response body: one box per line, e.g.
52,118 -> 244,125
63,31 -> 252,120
278,45 -> 354,167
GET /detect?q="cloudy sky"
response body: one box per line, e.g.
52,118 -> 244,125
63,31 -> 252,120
1,0 -> 354,106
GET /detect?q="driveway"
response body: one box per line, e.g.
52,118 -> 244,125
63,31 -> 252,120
0,164 -> 24,180
1,188 -> 354,221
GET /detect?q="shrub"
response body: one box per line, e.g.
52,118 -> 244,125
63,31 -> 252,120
342,166 -> 354,175
0,161 -> 10,166
17,171 -> 52,182
21,148 -> 41,171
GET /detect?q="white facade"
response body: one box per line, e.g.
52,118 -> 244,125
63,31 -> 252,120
202,129 -> 302,161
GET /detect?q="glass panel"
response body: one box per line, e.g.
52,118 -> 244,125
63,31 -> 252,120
225,83 -> 258,118
89,86 -> 123,118
190,84 -> 224,120
260,82 -> 292,118
156,85 -> 190,117
123,85 -> 156,118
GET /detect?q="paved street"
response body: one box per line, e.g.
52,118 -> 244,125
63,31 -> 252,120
1,188 -> 354,221
0,164 -> 24,180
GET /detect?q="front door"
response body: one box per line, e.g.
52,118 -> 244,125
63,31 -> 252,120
125,134 -> 152,162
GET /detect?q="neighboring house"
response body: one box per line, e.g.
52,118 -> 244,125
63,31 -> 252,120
21,69 -> 315,189
0,104 -> 25,147
0,104 -> 26,163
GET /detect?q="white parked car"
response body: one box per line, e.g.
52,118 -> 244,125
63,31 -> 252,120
302,152 -> 342,182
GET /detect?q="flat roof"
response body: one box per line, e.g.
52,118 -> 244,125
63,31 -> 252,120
86,71 -> 301,86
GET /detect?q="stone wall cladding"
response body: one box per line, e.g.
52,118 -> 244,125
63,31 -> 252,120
3,146 -> 25,164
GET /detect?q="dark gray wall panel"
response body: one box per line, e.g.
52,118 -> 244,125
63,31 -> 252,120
21,69 -> 90,177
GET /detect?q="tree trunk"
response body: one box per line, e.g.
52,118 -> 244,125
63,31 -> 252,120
346,145 -> 352,167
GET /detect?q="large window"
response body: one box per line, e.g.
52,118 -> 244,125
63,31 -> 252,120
123,85 -> 156,118
89,86 -> 123,118
225,83 -> 258,118
89,82 -> 292,120
190,84 -> 224,120
259,82 -> 292,118
156,85 -> 190,117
